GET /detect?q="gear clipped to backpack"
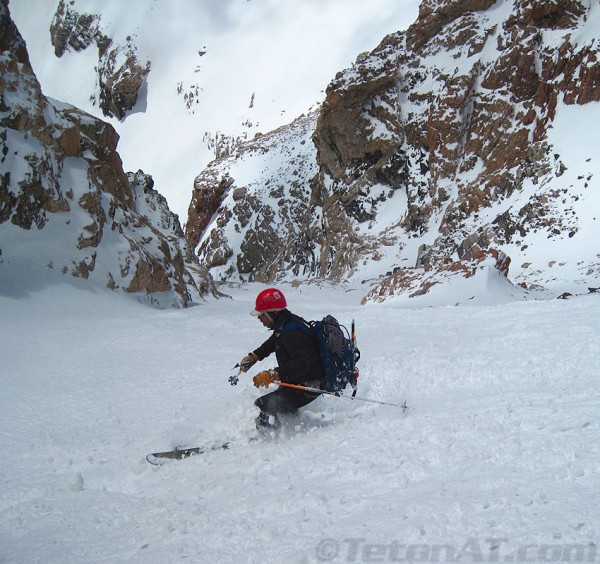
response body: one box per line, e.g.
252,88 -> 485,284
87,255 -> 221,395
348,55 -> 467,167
283,315 -> 360,396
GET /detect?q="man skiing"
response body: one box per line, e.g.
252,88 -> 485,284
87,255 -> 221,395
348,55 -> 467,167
238,288 -> 323,430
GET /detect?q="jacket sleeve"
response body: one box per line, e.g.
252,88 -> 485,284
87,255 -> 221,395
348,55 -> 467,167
253,332 -> 277,361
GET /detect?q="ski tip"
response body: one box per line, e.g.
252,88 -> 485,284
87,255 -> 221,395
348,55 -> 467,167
146,453 -> 162,466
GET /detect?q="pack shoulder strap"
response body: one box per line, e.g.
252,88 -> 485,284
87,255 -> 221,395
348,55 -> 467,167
280,316 -> 314,336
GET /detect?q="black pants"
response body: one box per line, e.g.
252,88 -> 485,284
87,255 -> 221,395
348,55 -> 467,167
254,386 -> 321,416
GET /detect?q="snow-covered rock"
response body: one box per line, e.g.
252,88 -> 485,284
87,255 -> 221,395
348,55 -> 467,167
188,0 -> 600,300
186,113 -> 322,282
6,0 -> 600,303
11,0 -> 420,222
361,249 -> 528,306
49,0 -> 150,120
0,0 -> 215,307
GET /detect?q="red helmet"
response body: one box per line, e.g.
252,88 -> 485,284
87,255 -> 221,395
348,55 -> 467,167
251,288 -> 287,316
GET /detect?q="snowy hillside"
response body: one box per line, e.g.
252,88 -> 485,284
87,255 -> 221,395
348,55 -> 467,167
1,282 -> 599,562
0,1 -> 214,306
8,0 -> 599,303
9,0 -> 421,221
3,2 -> 599,559
188,0 -> 600,299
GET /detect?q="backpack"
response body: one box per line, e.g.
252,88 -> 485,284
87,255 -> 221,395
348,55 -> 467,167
282,315 -> 360,395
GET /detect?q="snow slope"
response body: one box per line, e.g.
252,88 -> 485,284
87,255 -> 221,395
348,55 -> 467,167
9,0 -> 421,221
1,283 -> 599,562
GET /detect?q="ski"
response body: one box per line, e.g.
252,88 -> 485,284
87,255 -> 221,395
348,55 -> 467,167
146,436 -> 263,465
146,442 -> 231,465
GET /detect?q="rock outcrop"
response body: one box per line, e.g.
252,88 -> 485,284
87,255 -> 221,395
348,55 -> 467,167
187,0 -> 600,297
50,0 -> 150,120
361,249 -> 512,304
311,0 -> 597,267
186,114 -> 322,282
0,0 -> 214,306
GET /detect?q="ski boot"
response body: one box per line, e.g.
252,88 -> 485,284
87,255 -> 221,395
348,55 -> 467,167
255,411 -> 281,431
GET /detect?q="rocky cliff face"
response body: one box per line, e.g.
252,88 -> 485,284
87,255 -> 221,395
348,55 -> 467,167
187,0 -> 600,298
49,0 -> 150,120
0,0 -> 214,306
186,114 -> 321,282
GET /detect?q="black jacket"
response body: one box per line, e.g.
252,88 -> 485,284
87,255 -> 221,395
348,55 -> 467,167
253,310 -> 324,385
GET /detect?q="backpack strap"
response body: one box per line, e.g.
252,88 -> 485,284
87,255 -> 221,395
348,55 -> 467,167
280,316 -> 314,336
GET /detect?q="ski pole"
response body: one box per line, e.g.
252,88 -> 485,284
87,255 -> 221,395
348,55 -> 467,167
229,366 -> 243,386
276,381 -> 408,411
229,356 -> 257,385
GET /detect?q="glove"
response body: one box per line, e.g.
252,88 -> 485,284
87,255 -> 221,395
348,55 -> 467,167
239,352 -> 259,373
253,369 -> 279,388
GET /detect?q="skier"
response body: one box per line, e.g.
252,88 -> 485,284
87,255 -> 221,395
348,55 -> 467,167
238,288 -> 323,430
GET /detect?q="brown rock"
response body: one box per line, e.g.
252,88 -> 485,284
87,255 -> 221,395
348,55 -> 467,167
1,0 -> 215,306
